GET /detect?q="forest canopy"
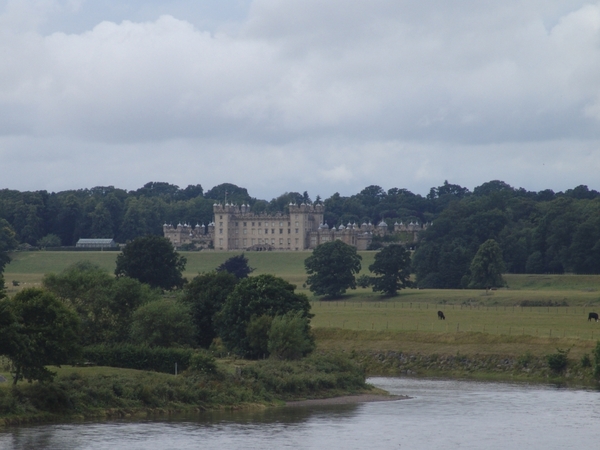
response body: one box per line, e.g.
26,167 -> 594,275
1,180 -> 600,284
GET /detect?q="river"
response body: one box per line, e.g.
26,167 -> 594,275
1,377 -> 599,449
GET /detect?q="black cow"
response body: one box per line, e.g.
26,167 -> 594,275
588,312 -> 598,322
437,310 -> 445,320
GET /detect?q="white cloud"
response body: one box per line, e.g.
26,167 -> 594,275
1,0 -> 600,197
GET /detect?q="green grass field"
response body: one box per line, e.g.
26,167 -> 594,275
5,250 -> 600,361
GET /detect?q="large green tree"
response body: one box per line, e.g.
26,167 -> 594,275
468,239 -> 506,288
181,271 -> 238,348
115,235 -> 187,290
369,244 -> 414,296
43,261 -> 156,345
304,240 -> 362,297
215,274 -> 312,358
0,288 -> 81,384
130,299 -> 195,348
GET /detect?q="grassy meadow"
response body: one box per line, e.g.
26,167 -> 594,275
5,250 -> 600,367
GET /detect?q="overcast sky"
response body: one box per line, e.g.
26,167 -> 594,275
1,0 -> 600,200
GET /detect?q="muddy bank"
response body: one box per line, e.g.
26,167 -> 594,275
286,394 -> 409,407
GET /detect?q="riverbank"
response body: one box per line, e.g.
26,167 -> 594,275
0,353 -> 376,427
312,328 -> 600,387
285,392 -> 408,407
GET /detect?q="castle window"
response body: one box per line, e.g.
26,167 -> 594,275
288,229 -> 291,234
235,239 -> 239,246
252,239 -> 255,245
235,229 -> 239,234
243,222 -> 247,226
287,238 -> 291,245
295,222 -> 299,227
272,222 -> 275,227
219,238 -> 223,246
219,222 -> 223,227
288,222 -> 291,226
296,238 -> 299,244
243,229 -> 247,234
243,239 -> 247,246
295,215 -> 298,219
279,238 -> 283,245
252,222 -> 255,226
271,229 -> 275,234
279,222 -> 283,227
252,229 -> 255,235
258,229 -> 262,234
220,215 -> 222,219
279,229 -> 283,234
271,239 -> 275,244
235,222 -> 239,227
258,222 -> 261,226
295,229 -> 299,233
219,229 -> 223,234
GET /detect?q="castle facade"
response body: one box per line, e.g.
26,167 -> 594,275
163,203 -> 428,251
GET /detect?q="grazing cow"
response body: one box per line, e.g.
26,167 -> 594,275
437,310 -> 445,320
588,312 -> 598,322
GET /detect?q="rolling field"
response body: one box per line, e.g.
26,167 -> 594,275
5,251 -> 600,358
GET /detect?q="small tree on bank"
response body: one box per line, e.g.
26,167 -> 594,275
0,288 -> 81,384
369,244 -> 414,296
304,240 -> 362,298
215,274 -> 312,358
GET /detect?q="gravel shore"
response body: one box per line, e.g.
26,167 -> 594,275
285,394 -> 409,407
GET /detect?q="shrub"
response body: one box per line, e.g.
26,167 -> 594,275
188,351 -> 218,375
268,312 -> 315,360
546,348 -> 569,374
581,354 -> 592,368
131,299 -> 195,348
83,344 -> 194,374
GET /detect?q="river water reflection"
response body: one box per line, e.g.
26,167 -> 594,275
1,377 -> 600,449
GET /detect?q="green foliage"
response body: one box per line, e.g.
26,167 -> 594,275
37,233 -> 62,248
369,244 -> 414,296
216,253 -> 254,279
130,299 -> 195,348
468,239 -> 506,288
115,235 -> 187,290
215,274 -> 313,358
0,288 -> 81,384
356,274 -> 372,288
0,218 -> 18,272
181,271 -> 238,348
268,312 -> 315,360
246,314 -> 273,358
546,348 -> 569,374
43,261 -> 156,345
305,240 -> 362,298
241,353 -> 367,398
83,344 -> 194,373
188,350 -> 218,374
580,354 -> 592,368
593,341 -> 600,379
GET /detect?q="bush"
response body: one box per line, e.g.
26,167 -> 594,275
188,351 -> 218,375
546,348 -> 569,374
240,353 -> 367,399
246,315 -> 273,358
83,344 -> 194,374
131,299 -> 195,348
268,312 -> 315,360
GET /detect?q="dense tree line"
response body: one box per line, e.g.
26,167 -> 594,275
1,179 -> 600,283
